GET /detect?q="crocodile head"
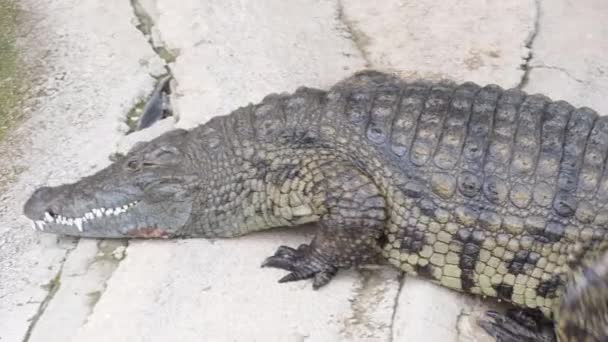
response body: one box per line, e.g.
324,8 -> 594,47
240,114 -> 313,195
23,129 -> 199,238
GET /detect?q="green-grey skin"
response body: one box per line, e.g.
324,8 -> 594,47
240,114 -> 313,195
23,71 -> 608,341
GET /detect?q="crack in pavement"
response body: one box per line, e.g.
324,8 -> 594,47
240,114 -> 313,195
81,239 -> 129,324
127,0 -> 178,129
22,239 -> 76,342
518,0 -> 541,89
129,0 -> 177,65
529,63 -> 585,83
22,239 -> 129,341
388,273 -> 405,342
338,266 -> 403,340
336,0 -> 372,68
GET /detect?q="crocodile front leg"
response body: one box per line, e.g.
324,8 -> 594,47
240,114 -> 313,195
262,159 -> 386,289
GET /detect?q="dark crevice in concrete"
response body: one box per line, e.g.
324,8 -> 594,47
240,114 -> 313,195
125,74 -> 173,133
388,273 -> 405,342
22,239 -> 75,342
517,0 -> 541,89
128,0 -> 177,131
129,0 -> 177,65
125,97 -> 148,132
336,0 -> 372,68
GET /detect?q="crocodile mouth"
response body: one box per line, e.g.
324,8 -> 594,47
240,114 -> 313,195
30,200 -> 140,233
25,179 -> 195,238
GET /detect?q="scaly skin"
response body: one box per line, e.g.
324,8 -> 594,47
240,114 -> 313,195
23,71 -> 608,341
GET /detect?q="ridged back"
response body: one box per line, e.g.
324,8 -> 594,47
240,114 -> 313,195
321,71 -> 607,239
205,71 -> 608,234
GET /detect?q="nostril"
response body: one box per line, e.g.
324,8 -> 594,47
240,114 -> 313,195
46,208 -> 59,217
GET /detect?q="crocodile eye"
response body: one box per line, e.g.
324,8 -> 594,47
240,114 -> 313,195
126,159 -> 140,171
153,146 -> 179,159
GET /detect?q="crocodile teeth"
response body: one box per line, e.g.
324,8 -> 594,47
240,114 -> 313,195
31,221 -> 37,231
35,220 -> 45,231
42,200 -> 140,230
74,218 -> 83,232
44,212 -> 54,222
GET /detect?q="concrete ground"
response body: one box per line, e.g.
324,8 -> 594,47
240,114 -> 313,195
0,0 -> 606,341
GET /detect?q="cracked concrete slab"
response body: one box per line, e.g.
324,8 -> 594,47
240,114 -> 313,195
336,1 -> 535,340
26,239 -> 127,342
72,2 -> 403,341
0,0 -> 163,340
75,230 -> 401,342
146,0 -> 367,128
392,277 -> 476,341
339,0 -> 537,87
13,236 -> 77,342
522,0 -> 608,113
391,277 -> 498,342
2,0 -> 608,341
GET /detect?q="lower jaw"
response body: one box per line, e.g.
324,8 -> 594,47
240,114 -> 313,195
38,221 -> 168,239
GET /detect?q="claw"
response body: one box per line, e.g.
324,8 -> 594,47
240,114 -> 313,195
261,245 -> 300,268
261,256 -> 297,271
278,271 -> 313,283
478,309 -> 555,342
274,245 -> 298,257
278,273 -> 299,283
312,268 -> 337,289
261,243 -> 338,288
485,310 -> 500,318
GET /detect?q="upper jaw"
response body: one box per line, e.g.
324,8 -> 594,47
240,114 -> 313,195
28,200 -> 140,234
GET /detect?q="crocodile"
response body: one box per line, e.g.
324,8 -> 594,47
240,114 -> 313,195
23,70 -> 608,341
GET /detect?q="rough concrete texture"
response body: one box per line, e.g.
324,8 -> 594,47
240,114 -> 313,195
27,239 -> 127,342
522,0 -> 608,113
339,0 -> 537,87
146,0 -> 367,128
0,0 -> 164,340
1,0 -> 606,341
74,229 -> 400,342
392,277 -> 495,342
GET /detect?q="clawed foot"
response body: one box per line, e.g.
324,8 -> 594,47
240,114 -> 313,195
261,244 -> 338,289
479,309 -> 555,342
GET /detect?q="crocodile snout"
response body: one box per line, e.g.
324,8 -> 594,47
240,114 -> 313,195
23,186 -> 57,220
